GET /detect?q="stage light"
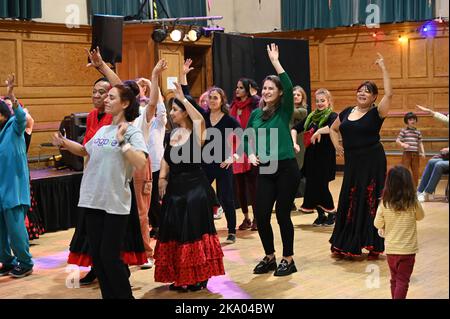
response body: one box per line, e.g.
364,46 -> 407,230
188,28 -> 202,42
152,27 -> 167,43
170,29 -> 184,42
398,35 -> 408,44
201,26 -> 225,37
419,21 -> 437,38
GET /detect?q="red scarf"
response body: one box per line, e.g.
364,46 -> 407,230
230,98 -> 253,128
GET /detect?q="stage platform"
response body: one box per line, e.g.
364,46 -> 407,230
30,168 -> 83,233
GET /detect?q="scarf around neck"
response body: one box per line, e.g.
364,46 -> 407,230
304,107 -> 332,130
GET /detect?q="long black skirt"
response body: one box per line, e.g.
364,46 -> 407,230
68,182 -> 147,266
154,169 -> 224,286
330,143 -> 386,256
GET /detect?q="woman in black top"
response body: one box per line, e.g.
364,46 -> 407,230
291,88 -> 337,227
329,53 -> 392,259
155,82 -> 225,291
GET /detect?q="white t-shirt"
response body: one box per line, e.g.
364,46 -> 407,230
78,124 -> 148,215
134,102 -> 167,173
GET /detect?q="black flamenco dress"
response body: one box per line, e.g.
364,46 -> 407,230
67,181 -> 147,267
330,106 -> 386,256
293,112 -> 337,212
24,132 -> 45,240
154,133 -> 225,286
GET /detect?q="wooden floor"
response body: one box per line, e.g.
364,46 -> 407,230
1,176 -> 448,299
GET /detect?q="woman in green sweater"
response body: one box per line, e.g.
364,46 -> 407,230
244,43 -> 300,277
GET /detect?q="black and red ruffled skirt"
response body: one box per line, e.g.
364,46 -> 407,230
330,143 -> 386,256
26,182 -> 45,240
67,182 -> 147,266
154,169 -> 225,286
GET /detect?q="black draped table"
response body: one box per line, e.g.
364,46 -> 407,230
30,169 -> 82,233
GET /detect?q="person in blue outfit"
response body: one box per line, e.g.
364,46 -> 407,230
0,74 -> 34,278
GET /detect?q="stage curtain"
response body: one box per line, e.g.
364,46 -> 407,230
31,173 -> 82,233
0,0 -> 42,19
282,0 -> 435,31
88,0 -> 141,17
155,0 -> 206,25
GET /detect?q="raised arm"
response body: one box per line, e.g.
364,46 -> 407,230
86,46 -> 122,87
375,53 -> 392,118
173,82 -> 206,145
146,59 -> 168,123
267,43 -> 285,75
5,74 -> 26,135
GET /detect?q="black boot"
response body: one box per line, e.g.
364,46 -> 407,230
312,208 -> 326,227
80,268 -> 97,286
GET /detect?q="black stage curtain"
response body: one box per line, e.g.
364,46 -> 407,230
213,33 -> 311,112
31,173 -> 82,233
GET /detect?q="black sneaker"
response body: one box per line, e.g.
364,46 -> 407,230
313,215 -> 327,227
187,280 -> 208,292
9,265 -> 33,278
274,259 -> 297,276
323,213 -> 336,227
0,264 -> 14,276
253,256 -> 277,274
224,234 -> 236,244
79,269 -> 97,286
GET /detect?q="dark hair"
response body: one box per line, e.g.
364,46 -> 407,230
357,81 -> 379,98
0,100 -> 12,131
169,97 -> 186,111
260,75 -> 283,121
237,78 -> 252,99
114,80 -> 140,122
94,77 -> 110,85
382,165 -> 418,211
404,112 -> 418,124
208,87 -> 229,114
248,78 -> 259,92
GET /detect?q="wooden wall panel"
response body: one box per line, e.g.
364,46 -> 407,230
309,45 -> 319,82
433,37 -> 449,77
408,38 -> 428,78
0,39 -> 17,82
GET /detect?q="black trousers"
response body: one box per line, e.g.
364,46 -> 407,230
85,208 -> 133,299
149,170 -> 161,228
204,164 -> 237,234
255,159 -> 300,257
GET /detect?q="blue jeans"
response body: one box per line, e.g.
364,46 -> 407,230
0,205 -> 34,269
417,158 -> 449,194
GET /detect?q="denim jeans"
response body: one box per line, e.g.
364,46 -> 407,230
417,158 -> 449,194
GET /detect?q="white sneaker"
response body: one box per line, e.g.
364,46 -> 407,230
141,258 -> 154,269
213,207 -> 223,219
418,192 -> 432,202
417,192 -> 426,202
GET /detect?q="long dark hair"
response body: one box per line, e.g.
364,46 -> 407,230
382,165 -> 418,211
237,78 -> 252,99
114,80 -> 140,122
0,100 -> 12,131
208,87 -> 229,114
260,75 -> 283,121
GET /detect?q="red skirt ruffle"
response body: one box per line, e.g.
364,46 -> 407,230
154,234 -> 225,286
67,251 -> 148,267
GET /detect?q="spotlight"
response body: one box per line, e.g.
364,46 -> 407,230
170,29 -> 184,42
152,27 -> 167,43
201,26 -> 225,37
187,28 -> 202,42
420,21 -> 437,38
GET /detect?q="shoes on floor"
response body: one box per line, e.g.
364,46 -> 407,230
322,213 -> 336,227
238,218 -> 252,230
253,256 -> 277,274
418,192 -> 433,202
367,251 -> 380,261
79,269 -> 97,286
274,259 -> 297,276
0,264 -> 15,276
250,219 -> 258,231
140,258 -> 154,269
9,265 -> 33,278
224,233 -> 236,244
187,280 -> 208,291
313,214 -> 327,227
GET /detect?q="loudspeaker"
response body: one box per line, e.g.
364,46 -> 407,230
59,113 -> 88,171
91,14 -> 123,64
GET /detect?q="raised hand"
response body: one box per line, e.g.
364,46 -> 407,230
153,59 -> 168,76
86,46 -> 104,69
5,73 -> 15,98
182,58 -> 194,75
416,104 -> 433,114
375,52 -> 385,70
172,82 -> 185,101
267,43 -> 279,62
116,122 -> 129,143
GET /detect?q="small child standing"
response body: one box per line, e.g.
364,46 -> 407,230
374,165 -> 425,299
396,112 -> 425,188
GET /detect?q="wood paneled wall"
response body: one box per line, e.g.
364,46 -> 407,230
0,21 -> 99,161
255,22 -> 449,116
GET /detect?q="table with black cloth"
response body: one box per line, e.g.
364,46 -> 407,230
30,169 -> 82,233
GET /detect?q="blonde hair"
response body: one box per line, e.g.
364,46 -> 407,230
293,85 -> 308,108
315,88 -> 334,109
